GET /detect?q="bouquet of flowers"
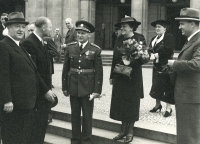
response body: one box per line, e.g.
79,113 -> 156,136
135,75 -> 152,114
118,38 -> 150,65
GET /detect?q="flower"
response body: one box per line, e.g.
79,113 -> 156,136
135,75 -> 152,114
117,38 -> 150,62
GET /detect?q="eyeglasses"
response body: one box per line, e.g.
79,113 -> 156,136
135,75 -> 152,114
28,29 -> 34,32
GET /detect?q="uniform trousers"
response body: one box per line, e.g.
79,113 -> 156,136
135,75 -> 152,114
176,103 -> 200,144
70,96 -> 94,144
1,109 -> 35,144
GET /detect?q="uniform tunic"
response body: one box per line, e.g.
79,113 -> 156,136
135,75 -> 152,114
110,33 -> 148,122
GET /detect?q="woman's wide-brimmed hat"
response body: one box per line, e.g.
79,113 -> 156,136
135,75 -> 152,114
5,12 -> 29,27
151,19 -> 170,27
115,16 -> 141,28
175,8 -> 200,21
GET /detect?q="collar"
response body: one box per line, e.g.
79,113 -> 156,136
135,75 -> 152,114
2,23 -> 5,29
7,34 -> 20,46
151,32 -> 165,47
188,29 -> 200,41
33,31 -> 43,42
79,41 -> 88,49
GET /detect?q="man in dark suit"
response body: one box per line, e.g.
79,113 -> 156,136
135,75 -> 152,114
22,16 -> 56,144
168,8 -> 200,144
54,28 -> 63,62
61,18 -> 77,52
62,20 -> 103,144
0,13 -> 8,40
0,12 -> 55,144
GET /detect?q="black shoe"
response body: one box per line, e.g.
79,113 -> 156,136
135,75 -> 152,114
164,109 -> 172,117
124,135 -> 134,143
149,105 -> 162,112
48,119 -> 52,124
113,133 -> 126,140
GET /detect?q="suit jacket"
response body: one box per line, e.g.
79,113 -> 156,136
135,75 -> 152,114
173,32 -> 200,103
0,36 -> 49,109
65,27 -> 77,45
54,33 -> 62,51
149,32 -> 175,71
0,24 -> 5,40
22,33 -> 52,90
62,42 -> 103,97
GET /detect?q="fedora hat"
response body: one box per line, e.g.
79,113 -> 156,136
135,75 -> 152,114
5,12 -> 29,27
151,19 -> 170,27
175,8 -> 200,21
75,20 -> 95,33
50,95 -> 58,108
115,16 -> 141,28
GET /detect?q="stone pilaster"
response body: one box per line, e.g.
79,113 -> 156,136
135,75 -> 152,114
131,0 -> 148,42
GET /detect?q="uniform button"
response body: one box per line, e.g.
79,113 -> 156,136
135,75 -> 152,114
79,66 -> 81,69
80,55 -> 81,56
79,60 -> 81,63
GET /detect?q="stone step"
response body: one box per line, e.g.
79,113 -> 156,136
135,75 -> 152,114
47,119 -> 169,144
50,107 -> 176,144
44,133 -> 71,144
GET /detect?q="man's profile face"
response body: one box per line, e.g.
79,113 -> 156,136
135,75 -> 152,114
179,21 -> 193,37
27,24 -> 35,34
8,23 -> 26,40
1,16 -> 7,25
77,30 -> 90,43
43,19 -> 52,36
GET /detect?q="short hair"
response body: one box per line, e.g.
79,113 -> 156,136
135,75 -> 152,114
65,18 -> 73,24
35,17 -> 49,28
1,13 -> 8,17
127,23 -> 139,32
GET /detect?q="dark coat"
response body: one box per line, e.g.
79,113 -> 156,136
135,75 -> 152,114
173,32 -> 200,143
109,33 -> 147,122
54,33 -> 62,51
62,42 -> 103,97
149,32 -> 175,104
65,27 -> 77,45
22,33 -> 52,90
0,36 -> 49,109
0,24 -> 5,40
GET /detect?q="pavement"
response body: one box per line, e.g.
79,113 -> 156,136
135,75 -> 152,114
52,63 -> 176,128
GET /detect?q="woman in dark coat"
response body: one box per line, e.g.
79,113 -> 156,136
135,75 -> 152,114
109,17 -> 149,143
149,20 -> 175,117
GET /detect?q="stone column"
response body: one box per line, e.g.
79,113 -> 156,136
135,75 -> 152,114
190,0 -> 200,11
131,0 -> 148,41
80,0 -> 96,43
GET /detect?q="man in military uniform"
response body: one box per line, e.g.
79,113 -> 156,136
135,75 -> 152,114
62,20 -> 103,144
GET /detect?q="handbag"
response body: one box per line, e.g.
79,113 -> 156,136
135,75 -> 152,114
113,64 -> 132,78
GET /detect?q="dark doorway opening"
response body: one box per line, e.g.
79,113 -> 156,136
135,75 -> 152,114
0,0 -> 25,16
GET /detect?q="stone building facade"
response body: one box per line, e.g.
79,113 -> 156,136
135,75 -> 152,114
0,0 -> 200,50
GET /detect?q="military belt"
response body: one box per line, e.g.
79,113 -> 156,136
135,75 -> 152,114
70,68 -> 95,74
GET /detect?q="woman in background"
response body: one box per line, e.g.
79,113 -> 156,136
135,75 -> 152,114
149,20 -> 175,117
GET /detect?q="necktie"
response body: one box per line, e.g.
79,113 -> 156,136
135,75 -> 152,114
80,44 -> 83,51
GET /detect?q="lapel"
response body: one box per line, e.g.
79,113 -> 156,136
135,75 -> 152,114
178,32 -> 200,57
74,43 -> 81,54
66,27 -> 74,38
81,42 -> 91,55
6,37 -> 36,70
31,33 -> 45,52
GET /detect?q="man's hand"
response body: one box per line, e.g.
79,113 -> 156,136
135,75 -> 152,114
44,90 -> 55,103
4,102 -> 13,113
63,90 -> 70,97
89,93 -> 101,101
168,60 -> 175,68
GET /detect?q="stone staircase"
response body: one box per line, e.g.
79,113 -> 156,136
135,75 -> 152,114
45,107 -> 176,144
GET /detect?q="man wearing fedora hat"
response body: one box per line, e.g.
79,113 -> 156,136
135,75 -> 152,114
0,12 -> 55,144
167,8 -> 200,144
22,16 -> 57,144
62,20 -> 103,144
